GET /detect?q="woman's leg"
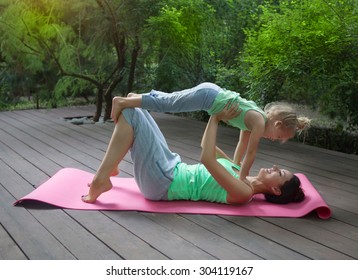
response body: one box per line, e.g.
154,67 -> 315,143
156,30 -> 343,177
82,114 -> 134,203
123,108 -> 181,200
84,108 -> 181,203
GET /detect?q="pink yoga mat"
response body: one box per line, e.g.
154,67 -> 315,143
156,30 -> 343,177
14,168 -> 331,219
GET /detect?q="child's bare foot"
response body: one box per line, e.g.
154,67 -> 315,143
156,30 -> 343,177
82,177 -> 112,203
127,92 -> 139,98
111,93 -> 141,123
111,97 -> 126,123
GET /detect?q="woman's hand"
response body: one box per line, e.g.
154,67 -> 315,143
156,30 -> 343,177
213,101 -> 242,123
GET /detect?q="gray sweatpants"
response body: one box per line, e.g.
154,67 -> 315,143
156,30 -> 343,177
142,82 -> 222,113
122,108 -> 181,200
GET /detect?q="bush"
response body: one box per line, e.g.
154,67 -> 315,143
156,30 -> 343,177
295,126 -> 357,154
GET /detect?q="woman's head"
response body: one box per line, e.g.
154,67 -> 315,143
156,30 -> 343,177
264,102 -> 311,142
256,165 -> 305,204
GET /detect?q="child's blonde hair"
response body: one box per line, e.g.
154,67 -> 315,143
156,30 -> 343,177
264,102 -> 311,135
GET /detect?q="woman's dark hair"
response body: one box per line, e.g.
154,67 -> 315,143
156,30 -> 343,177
264,175 -> 305,204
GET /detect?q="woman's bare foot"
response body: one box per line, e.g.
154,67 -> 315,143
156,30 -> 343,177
110,166 -> 120,177
82,177 -> 113,203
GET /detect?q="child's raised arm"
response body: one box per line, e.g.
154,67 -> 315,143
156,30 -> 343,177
237,111 -> 266,181
233,130 -> 250,166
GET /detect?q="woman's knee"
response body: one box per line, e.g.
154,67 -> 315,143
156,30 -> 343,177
121,108 -> 150,130
121,108 -> 136,126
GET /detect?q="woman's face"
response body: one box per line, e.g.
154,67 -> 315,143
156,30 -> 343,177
258,165 -> 293,188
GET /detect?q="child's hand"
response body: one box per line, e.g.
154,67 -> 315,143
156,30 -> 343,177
214,101 -> 241,122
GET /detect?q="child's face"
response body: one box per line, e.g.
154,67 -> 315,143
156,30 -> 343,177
264,120 -> 293,143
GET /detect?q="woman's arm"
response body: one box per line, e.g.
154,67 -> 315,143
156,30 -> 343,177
200,104 -> 252,204
215,146 -> 233,161
200,122 -> 233,162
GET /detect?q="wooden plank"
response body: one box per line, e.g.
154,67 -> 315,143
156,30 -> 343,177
105,211 -> 217,260
143,213 -> 262,259
2,109 -> 135,177
223,216 -> 355,259
12,109 -> 111,147
182,214 -> 308,260
12,110 -> 135,177
0,120 -> 85,171
0,184 -> 74,259
67,210 -> 168,260
261,216 -> 358,259
328,206 -> 358,227
0,223 -> 27,260
0,114 -> 100,171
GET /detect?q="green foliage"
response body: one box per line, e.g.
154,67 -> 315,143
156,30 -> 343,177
0,70 -> 12,109
144,0 -> 212,90
240,0 -> 358,127
0,0 -> 78,107
54,76 -> 94,101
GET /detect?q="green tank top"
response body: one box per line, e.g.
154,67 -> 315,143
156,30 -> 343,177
167,158 -> 241,203
207,90 -> 267,130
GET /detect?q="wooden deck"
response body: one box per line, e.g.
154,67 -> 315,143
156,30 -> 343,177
0,105 -> 357,260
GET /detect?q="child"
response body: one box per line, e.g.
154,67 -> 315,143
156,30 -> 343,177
110,82 -> 310,181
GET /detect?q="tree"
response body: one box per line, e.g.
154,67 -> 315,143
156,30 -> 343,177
0,0 -> 160,121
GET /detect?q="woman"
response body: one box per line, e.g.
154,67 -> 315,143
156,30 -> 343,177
82,103 -> 304,205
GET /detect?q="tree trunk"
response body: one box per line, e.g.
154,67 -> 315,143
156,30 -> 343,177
103,74 -> 124,121
104,89 -> 112,121
127,37 -> 140,93
93,86 -> 103,122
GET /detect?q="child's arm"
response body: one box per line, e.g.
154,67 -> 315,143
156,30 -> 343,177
238,111 -> 266,180
233,130 -> 250,166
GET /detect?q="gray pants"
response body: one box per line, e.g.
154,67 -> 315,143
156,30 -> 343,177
142,82 -> 222,113
122,108 -> 181,200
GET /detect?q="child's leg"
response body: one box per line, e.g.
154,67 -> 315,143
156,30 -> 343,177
82,114 -> 134,203
141,82 -> 222,113
111,82 -> 222,123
